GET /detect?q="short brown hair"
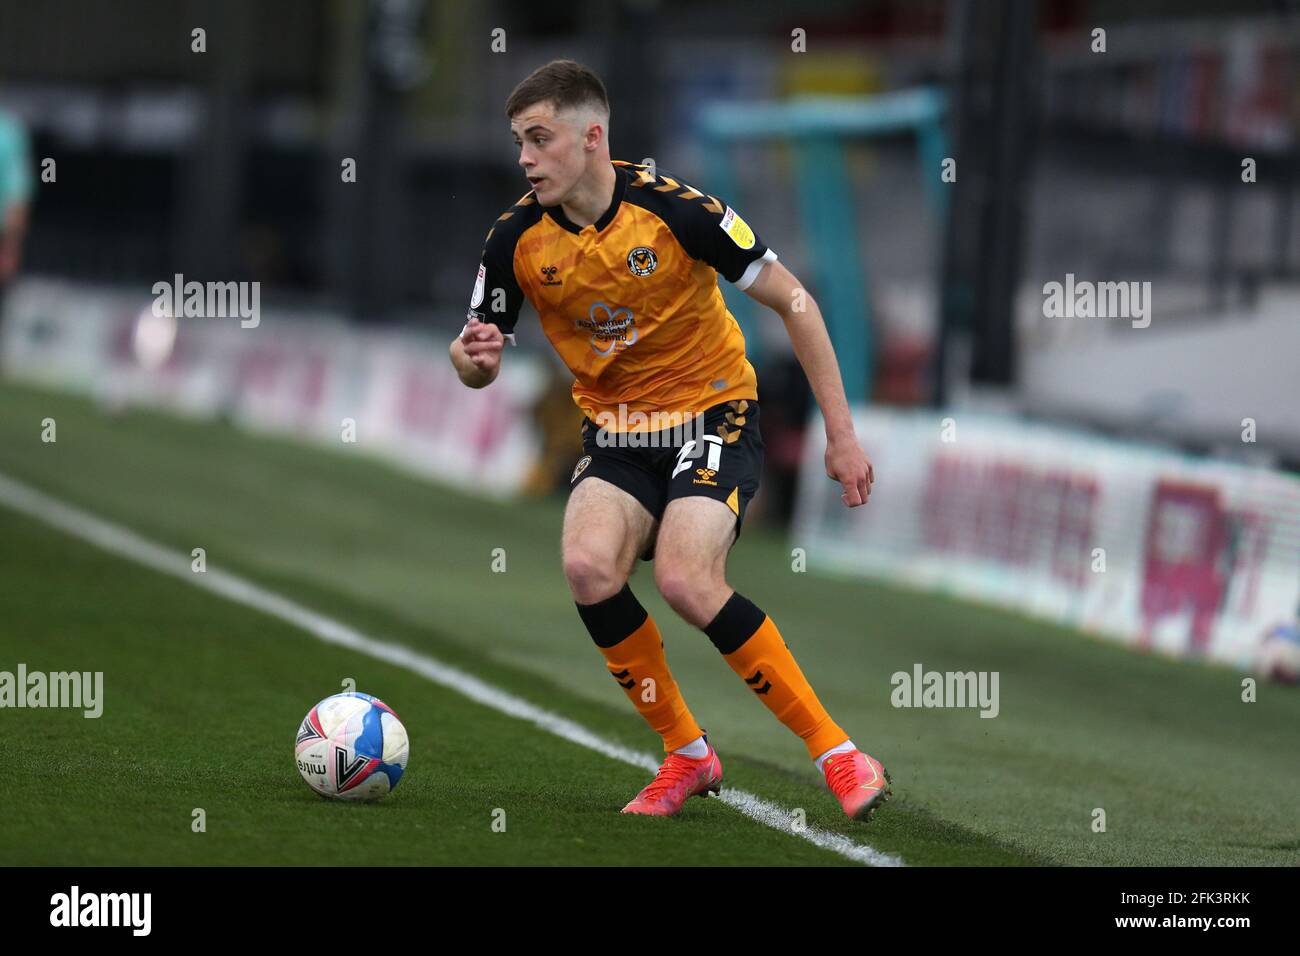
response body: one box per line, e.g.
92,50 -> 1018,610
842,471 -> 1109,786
505,59 -> 609,123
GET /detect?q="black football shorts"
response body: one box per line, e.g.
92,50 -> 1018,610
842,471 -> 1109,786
568,398 -> 764,561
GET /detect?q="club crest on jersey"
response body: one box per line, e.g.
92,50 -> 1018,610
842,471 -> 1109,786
719,206 -> 756,250
627,246 -> 658,277
571,455 -> 592,483
575,302 -> 638,356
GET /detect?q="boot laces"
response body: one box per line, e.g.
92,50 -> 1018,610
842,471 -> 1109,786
642,753 -> 704,802
826,753 -> 864,796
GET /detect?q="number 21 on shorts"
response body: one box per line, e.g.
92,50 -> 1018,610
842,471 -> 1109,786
672,435 -> 723,479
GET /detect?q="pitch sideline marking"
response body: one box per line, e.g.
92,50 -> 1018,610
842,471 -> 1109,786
0,471 -> 904,867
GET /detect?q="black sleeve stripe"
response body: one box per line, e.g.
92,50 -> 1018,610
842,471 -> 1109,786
483,191 -> 538,245
627,166 -> 725,216
472,190 -> 541,340
621,162 -> 772,284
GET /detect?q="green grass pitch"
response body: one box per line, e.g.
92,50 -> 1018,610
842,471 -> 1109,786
0,380 -> 1296,866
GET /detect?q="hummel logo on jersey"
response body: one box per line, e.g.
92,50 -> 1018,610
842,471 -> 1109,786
541,265 -> 562,286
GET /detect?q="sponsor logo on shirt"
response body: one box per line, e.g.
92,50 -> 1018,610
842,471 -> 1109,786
575,302 -> 638,356
719,206 -> 755,250
470,263 -> 486,308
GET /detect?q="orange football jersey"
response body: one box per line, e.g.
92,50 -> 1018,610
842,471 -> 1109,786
464,160 -> 777,432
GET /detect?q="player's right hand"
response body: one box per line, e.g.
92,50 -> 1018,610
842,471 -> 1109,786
461,316 -> 504,373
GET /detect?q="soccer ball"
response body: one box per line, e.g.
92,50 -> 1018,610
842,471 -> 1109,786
295,692 -> 410,801
1255,623 -> 1300,686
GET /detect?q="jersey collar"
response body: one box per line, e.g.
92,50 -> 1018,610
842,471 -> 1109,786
544,162 -> 627,236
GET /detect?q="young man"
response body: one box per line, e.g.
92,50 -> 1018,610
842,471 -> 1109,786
450,60 -> 890,821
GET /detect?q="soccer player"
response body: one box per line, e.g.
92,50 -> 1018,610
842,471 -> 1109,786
450,60 -> 890,821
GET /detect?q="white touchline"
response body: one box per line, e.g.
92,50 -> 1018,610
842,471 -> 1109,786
0,471 -> 904,867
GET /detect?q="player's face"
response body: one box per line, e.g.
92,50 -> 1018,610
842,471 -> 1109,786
510,102 -> 587,206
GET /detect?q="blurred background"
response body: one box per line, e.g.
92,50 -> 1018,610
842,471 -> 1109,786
1,0 -> 1298,675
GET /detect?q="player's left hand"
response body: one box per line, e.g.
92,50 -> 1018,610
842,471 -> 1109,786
825,432 -> 874,507
460,316 -> 504,372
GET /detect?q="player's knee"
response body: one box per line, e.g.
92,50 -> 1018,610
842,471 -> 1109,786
563,547 -> 624,604
654,561 -> 711,618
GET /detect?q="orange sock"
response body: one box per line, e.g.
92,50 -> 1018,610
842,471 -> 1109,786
705,592 -> 848,759
577,584 -> 703,752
